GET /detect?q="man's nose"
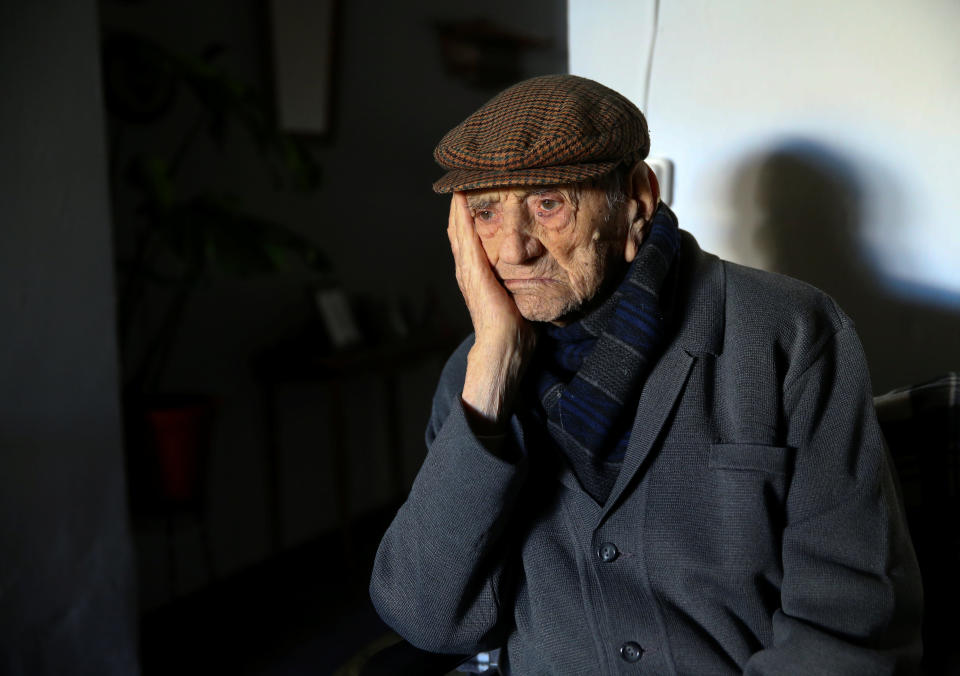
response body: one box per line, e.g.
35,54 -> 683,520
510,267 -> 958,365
498,217 -> 544,264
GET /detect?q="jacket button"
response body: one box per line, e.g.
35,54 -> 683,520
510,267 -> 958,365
620,641 -> 643,662
597,542 -> 619,562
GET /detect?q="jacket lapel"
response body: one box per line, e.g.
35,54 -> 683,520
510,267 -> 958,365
598,232 -> 726,523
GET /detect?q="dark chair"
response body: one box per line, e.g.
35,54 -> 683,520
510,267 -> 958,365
874,373 -> 960,674
357,641 -> 471,676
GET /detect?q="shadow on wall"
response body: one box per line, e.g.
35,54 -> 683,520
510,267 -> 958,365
727,140 -> 960,394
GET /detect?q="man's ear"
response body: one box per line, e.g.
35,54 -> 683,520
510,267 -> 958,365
624,162 -> 661,263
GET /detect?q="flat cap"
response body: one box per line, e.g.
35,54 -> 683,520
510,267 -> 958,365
432,74 -> 649,194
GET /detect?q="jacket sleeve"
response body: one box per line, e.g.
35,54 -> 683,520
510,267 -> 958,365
744,323 -> 923,675
369,342 -> 527,654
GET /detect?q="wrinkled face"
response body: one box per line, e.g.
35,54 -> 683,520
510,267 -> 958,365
466,184 -> 629,324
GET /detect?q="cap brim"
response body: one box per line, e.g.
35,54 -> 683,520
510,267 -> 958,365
432,161 -> 620,194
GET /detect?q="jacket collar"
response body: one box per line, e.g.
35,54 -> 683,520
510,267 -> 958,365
669,229 -> 725,358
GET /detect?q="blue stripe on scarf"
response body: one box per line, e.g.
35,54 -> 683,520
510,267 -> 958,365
612,304 -> 659,338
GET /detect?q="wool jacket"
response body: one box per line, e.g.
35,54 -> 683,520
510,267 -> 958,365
370,231 -> 923,675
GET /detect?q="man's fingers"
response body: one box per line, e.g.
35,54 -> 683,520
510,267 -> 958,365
449,192 -> 481,273
452,192 -> 488,271
447,190 -> 522,334
451,192 -> 470,246
447,195 -> 461,259
447,222 -> 458,259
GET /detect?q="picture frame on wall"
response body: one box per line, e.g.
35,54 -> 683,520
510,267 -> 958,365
269,0 -> 337,137
314,287 -> 362,349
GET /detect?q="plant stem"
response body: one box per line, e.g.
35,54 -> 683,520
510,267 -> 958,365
137,272 -> 200,394
169,112 -> 208,179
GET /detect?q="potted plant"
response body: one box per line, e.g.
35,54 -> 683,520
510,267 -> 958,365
101,31 -> 328,509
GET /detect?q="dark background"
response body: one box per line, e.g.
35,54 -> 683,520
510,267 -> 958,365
1,0 -> 566,673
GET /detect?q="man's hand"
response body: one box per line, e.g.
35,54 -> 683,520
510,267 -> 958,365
448,193 -> 536,430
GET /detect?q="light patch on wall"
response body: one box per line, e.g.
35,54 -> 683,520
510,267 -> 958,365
568,0 -> 960,306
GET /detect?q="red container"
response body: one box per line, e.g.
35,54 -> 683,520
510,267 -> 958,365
144,396 -> 215,504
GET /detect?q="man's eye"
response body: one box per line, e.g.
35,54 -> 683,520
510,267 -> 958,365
539,199 -> 559,211
475,210 -> 494,221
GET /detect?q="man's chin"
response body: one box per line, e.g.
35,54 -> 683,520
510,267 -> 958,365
514,297 -> 577,324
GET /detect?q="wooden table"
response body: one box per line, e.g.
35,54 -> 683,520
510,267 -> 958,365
251,330 -> 460,555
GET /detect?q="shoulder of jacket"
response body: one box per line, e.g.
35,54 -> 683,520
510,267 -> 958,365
717,260 -> 860,384
722,260 -> 852,335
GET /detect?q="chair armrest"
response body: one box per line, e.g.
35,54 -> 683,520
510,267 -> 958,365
358,638 -> 470,676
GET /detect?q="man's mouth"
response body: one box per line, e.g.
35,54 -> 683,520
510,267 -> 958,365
502,278 -> 561,292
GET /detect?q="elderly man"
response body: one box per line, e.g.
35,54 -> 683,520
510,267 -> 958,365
370,75 -> 922,674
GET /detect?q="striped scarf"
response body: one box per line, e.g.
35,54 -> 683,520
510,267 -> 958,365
532,204 -> 681,503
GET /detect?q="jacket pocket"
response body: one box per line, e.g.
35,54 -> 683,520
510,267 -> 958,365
708,443 -> 793,475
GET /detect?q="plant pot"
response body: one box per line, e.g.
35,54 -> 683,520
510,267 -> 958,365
127,394 -> 216,510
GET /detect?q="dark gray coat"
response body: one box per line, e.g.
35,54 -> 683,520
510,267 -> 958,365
370,232 -> 923,675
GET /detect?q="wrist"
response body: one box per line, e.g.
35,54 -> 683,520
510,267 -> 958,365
462,335 -> 531,426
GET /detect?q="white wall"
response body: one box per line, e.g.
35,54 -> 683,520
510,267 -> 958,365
570,0 -> 960,392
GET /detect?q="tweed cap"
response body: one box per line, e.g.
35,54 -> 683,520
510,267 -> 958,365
432,74 -> 649,194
